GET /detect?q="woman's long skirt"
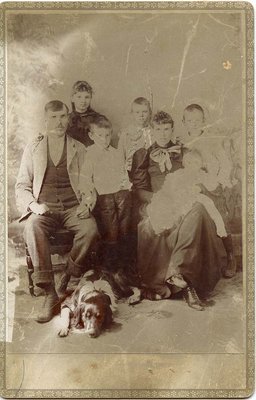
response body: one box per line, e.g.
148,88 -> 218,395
137,202 -> 226,297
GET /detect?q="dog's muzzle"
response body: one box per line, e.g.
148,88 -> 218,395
84,321 -> 100,338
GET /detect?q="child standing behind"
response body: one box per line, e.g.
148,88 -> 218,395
182,103 -> 237,278
67,80 -> 102,147
118,97 -> 153,173
81,115 -> 132,279
118,97 -> 153,264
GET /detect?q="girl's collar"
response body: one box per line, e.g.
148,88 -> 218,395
153,140 -> 176,149
72,106 -> 92,116
188,130 -> 204,137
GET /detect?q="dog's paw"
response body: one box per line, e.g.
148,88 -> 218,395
128,288 -> 141,306
58,327 -> 69,337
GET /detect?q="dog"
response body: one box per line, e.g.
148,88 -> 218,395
108,268 -> 172,304
57,270 -> 117,338
99,266 -> 144,305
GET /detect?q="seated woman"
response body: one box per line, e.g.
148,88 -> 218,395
130,111 -> 225,311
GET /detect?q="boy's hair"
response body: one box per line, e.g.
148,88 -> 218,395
90,115 -> 112,131
152,111 -> 174,128
44,100 -> 69,114
131,97 -> 152,115
72,81 -> 93,96
183,104 -> 205,121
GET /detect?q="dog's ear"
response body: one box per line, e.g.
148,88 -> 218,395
73,304 -> 85,328
102,293 -> 111,306
103,305 -> 113,328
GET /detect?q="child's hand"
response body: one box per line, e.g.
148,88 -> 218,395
80,190 -> 97,212
169,145 -> 182,154
216,220 -> 227,238
76,203 -> 90,219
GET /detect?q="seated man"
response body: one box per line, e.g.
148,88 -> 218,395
15,100 -> 98,323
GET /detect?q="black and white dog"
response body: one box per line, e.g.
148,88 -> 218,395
57,271 -> 117,338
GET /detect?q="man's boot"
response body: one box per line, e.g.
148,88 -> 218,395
222,234 -> 237,278
58,251 -> 92,296
36,284 -> 59,323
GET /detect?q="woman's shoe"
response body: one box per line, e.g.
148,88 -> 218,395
183,285 -> 204,311
166,274 -> 188,289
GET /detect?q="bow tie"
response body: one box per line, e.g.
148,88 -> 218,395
150,147 -> 180,173
131,127 -> 147,139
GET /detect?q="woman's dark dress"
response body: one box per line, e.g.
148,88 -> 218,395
131,141 -> 225,298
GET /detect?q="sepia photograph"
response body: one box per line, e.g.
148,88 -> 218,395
1,1 -> 254,398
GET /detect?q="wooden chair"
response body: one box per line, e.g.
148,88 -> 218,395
25,229 -> 74,296
25,228 -> 99,296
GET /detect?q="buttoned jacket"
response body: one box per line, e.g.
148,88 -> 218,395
15,134 -> 88,221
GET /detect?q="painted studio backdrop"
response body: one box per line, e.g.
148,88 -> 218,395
7,11 -> 243,222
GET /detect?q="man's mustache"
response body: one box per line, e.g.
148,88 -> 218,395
48,125 -> 66,132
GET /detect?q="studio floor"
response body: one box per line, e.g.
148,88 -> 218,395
7,244 -> 245,354
5,245 -> 246,391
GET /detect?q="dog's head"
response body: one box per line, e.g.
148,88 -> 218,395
73,293 -> 113,338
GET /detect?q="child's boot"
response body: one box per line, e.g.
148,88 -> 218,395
58,272 -> 71,296
222,234 -> 237,278
118,235 -> 133,270
102,242 -> 119,273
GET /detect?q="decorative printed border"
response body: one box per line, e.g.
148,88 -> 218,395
0,1 -> 254,10
0,1 -> 254,398
0,0 -> 5,395
245,1 -> 254,396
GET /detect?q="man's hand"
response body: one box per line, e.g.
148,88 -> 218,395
76,203 -> 90,219
29,202 -> 50,215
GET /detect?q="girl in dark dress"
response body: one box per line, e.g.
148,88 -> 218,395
130,111 -> 225,310
67,81 -> 103,147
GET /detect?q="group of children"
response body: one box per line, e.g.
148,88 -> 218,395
66,80 -> 237,284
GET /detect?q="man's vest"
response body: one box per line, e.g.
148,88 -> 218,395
38,140 -> 79,211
